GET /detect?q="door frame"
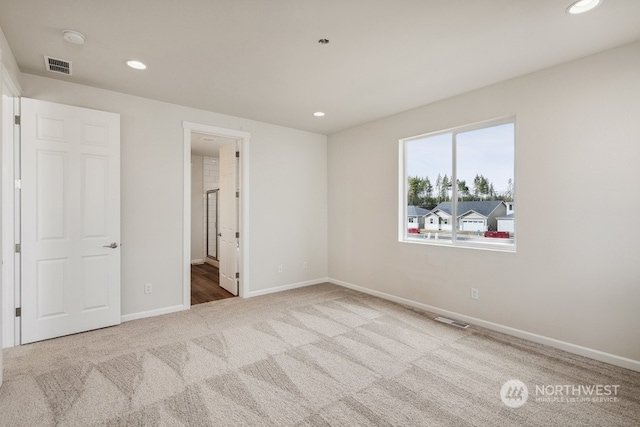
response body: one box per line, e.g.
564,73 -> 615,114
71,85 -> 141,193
182,122 -> 250,309
1,71 -> 21,348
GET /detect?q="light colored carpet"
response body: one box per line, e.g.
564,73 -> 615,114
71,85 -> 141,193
1,283 -> 639,426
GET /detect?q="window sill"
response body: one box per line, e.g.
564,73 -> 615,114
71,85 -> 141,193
401,235 -> 516,253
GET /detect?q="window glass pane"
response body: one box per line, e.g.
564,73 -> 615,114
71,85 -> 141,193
456,123 -> 514,245
401,118 -> 515,250
406,132 -> 452,243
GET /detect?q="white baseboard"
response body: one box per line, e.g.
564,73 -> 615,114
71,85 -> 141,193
205,258 -> 219,268
121,304 -> 185,323
329,278 -> 640,373
246,277 -> 329,298
120,278 -> 328,322
191,259 -> 204,265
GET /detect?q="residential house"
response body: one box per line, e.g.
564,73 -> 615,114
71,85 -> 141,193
423,208 -> 452,231
407,205 -> 430,231
496,202 -> 515,233
497,213 -> 515,233
505,202 -> 515,215
424,201 -> 506,232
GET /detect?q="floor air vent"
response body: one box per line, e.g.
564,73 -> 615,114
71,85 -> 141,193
434,316 -> 469,329
44,56 -> 72,75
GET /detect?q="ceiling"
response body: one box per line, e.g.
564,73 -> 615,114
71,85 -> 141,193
1,0 -> 639,135
191,132 -> 237,158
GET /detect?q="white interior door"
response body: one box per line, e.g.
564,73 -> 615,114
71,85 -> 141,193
219,142 -> 238,295
21,98 -> 121,344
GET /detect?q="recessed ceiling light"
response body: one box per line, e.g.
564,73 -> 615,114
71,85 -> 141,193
126,60 -> 147,70
62,30 -> 85,45
567,0 -> 602,14
313,111 -> 325,117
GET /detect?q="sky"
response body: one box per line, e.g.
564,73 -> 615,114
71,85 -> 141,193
406,122 -> 514,195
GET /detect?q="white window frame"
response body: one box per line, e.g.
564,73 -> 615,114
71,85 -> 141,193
398,116 -> 516,251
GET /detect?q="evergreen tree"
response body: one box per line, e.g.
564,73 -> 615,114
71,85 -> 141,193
424,176 -> 433,203
407,176 -> 426,206
457,179 -> 469,201
440,174 -> 450,201
473,174 -> 481,199
471,174 -> 496,200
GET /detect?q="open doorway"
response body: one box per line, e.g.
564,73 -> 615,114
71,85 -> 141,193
190,263 -> 233,305
190,132 -> 237,305
183,121 -> 250,309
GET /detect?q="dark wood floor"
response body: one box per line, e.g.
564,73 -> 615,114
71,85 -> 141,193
191,262 -> 235,305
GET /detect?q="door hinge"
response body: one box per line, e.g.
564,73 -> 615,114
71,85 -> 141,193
235,232 -> 240,238
15,307 -> 21,317
15,243 -> 21,253
235,151 -> 240,158
236,191 -> 240,198
15,179 -> 21,189
235,272 -> 240,279
14,115 -> 20,125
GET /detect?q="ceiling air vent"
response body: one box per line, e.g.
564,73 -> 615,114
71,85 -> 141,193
44,56 -> 72,75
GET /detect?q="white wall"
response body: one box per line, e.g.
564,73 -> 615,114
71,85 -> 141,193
20,73 -> 328,315
0,26 -> 20,90
328,41 -> 640,364
203,156 -> 219,192
190,155 -> 204,263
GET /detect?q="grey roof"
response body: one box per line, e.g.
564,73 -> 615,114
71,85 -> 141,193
432,201 -> 504,218
407,205 -> 430,216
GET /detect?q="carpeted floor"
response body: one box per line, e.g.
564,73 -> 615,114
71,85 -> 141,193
1,283 -> 639,426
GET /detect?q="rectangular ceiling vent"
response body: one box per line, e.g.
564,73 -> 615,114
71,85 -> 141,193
44,56 -> 72,75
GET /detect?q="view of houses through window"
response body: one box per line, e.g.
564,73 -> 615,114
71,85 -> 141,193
402,118 -> 515,249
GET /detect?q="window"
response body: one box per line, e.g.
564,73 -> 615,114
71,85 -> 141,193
400,117 -> 515,250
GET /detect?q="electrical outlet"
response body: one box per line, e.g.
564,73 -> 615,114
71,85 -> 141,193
277,265 -> 283,273
303,261 -> 308,269
145,283 -> 153,294
471,288 -> 479,300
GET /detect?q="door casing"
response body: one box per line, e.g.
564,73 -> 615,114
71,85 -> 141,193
2,76 -> 20,348
182,122 -> 250,308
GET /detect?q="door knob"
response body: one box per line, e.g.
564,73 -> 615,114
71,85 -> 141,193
103,242 -> 119,248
